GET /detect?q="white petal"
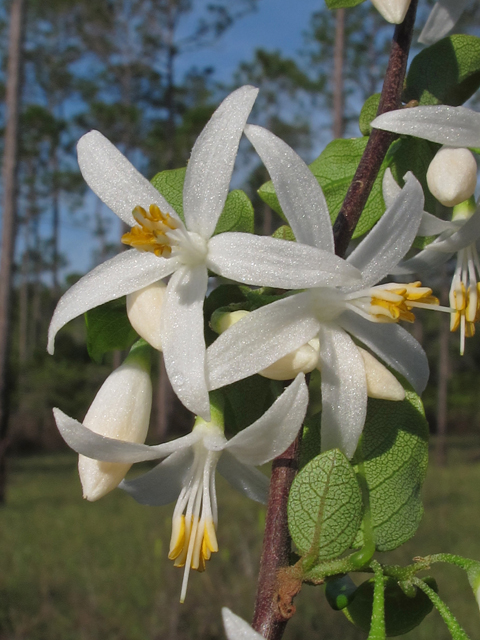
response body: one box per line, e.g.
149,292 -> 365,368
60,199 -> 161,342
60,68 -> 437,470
48,250 -> 178,354
160,265 -> 210,420
427,204 -> 480,253
206,293 -> 321,389
318,325 -> 367,460
77,130 -> 179,226
53,408 -> 200,462
225,374 -> 308,465
120,448 -> 194,506
244,124 -> 333,252
382,169 -> 452,236
339,310 -> 429,394
372,106 -> 480,148
217,451 -> 269,504
347,173 -> 424,288
183,86 -> 258,239
222,609 -> 264,640
392,248 -> 450,275
418,212 -> 455,236
419,0 -> 468,45
370,0 -> 411,23
207,233 -> 360,289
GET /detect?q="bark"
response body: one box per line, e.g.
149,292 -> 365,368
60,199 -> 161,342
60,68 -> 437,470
332,8 -> 345,139
0,0 -> 26,503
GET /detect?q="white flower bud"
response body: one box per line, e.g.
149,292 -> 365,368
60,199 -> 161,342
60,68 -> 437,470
126,281 -> 166,351
370,0 -> 411,24
79,344 -> 152,501
211,309 -> 250,335
260,338 -> 320,380
427,147 -> 477,207
358,347 -> 405,401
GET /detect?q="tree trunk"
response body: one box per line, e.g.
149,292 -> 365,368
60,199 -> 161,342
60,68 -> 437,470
0,0 -> 26,503
332,8 -> 345,139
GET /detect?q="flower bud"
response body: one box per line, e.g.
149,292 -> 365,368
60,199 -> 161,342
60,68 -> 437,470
210,309 -> 250,335
259,338 -> 320,380
126,281 -> 166,351
370,0 -> 411,24
79,341 -> 152,501
427,147 -> 477,208
358,347 -> 405,401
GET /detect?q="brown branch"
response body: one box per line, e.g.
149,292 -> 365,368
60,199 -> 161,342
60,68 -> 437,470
333,0 -> 418,258
251,434 -> 301,639
250,4 -> 419,639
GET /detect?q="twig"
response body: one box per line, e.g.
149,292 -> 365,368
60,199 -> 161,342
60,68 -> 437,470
250,4 -> 419,639
333,0 -> 418,257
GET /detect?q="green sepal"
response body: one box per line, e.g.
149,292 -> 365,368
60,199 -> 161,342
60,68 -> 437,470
351,390 -> 429,551
151,168 -> 254,234
359,94 -> 381,136
258,137 -> 391,239
85,297 -> 139,364
346,576 -> 436,637
403,35 -> 480,106
325,574 -> 358,611
288,449 -> 362,560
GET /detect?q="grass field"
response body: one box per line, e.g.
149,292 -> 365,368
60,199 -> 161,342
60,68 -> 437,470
1,440 -> 480,640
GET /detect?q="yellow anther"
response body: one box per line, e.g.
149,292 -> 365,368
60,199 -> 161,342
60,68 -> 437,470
122,204 -> 179,257
369,281 -> 439,324
170,515 -> 218,573
168,515 -> 186,560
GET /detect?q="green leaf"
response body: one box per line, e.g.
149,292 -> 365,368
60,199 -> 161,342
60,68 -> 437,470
352,390 -> 429,551
151,168 -> 186,223
346,577 -> 435,636
288,449 -> 362,559
272,225 -> 296,241
387,137 -> 439,214
309,138 -> 391,238
325,0 -> 365,8
403,35 -> 480,106
223,375 -> 277,434
85,298 -> 139,364
359,94 -> 381,136
151,168 -> 254,234
214,189 -> 254,235
258,137 -> 391,239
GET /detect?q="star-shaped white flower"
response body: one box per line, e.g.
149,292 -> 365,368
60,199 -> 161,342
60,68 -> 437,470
222,609 -> 263,640
384,169 -> 480,354
48,85 -> 356,421
206,125 -> 433,459
53,373 -> 308,603
419,0 -> 468,45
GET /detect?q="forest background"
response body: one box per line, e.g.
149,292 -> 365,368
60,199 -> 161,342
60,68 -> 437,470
3,0 -> 480,464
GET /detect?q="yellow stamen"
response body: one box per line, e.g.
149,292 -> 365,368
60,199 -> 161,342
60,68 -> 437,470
169,516 -> 218,572
369,282 -> 438,323
450,282 -> 480,341
168,515 -> 186,560
121,204 -> 179,257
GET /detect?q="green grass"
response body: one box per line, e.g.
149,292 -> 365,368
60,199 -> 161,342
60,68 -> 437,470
1,442 -> 480,640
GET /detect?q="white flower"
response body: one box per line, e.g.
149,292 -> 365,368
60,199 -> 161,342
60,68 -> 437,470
206,125 -> 434,459
77,341 -> 152,501
370,0 -> 411,24
419,0 -> 468,45
371,104 -> 480,148
213,310 -> 404,400
222,608 -> 263,640
48,85 -> 356,422
384,169 -> 480,354
53,373 -> 308,603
